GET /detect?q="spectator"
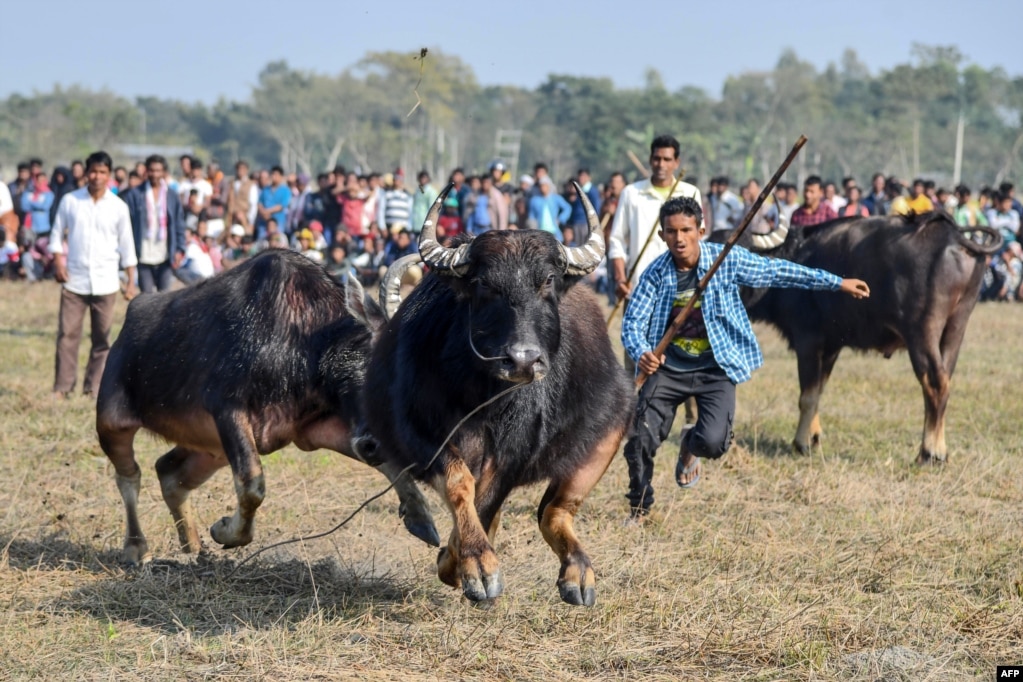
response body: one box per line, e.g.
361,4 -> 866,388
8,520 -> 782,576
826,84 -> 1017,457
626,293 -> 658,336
888,178 -> 910,216
411,170 -> 439,234
467,175 -> 497,235
225,160 -> 258,235
862,173 -> 888,215
709,176 -> 743,234
48,150 -> 137,398
295,228 -> 324,264
986,193 -> 1020,244
790,175 -> 838,227
528,177 -> 571,241
953,185 -> 988,228
48,166 -> 76,226
121,154 -> 187,293
256,166 -> 291,240
608,134 -> 704,307
176,224 -> 215,284
600,172 -> 627,247
838,184 -> 870,218
510,174 -> 534,228
824,180 -> 847,212
19,174 -> 55,282
286,173 -> 312,236
566,168 -> 602,246
70,160 -> 85,188
1000,182 -> 1023,218
448,167 -> 469,215
324,242 -> 354,282
437,196 -> 464,238
990,242 -> 1023,301
775,182 -> 799,226
377,170 -> 413,234
9,162 -> 32,226
741,178 -> 778,234
906,179 -> 934,214
339,173 -> 369,243
221,224 -> 248,269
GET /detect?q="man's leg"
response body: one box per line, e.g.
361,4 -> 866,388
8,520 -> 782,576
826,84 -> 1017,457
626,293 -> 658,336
156,261 -> 175,291
54,288 -> 87,394
83,293 -> 117,395
677,367 -> 736,486
138,264 -> 157,293
623,370 -> 689,516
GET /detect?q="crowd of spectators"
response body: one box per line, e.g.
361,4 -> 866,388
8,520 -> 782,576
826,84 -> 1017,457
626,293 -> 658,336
1,154 -> 1021,303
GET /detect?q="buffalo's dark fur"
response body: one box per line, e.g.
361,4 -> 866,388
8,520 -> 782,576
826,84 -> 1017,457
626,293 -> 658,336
363,229 -> 632,605
97,250 -> 437,564
725,211 -> 999,462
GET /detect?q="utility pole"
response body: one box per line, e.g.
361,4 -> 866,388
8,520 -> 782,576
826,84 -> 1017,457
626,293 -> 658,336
952,111 -> 965,186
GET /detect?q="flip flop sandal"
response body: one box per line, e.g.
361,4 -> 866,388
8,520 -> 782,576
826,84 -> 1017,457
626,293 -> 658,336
675,454 -> 701,489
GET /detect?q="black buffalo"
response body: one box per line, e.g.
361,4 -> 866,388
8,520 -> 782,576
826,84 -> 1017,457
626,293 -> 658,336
730,211 -> 1002,463
357,184 -> 632,606
96,250 -> 439,564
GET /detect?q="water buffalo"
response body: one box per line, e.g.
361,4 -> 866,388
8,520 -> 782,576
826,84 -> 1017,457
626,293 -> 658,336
356,184 -> 632,606
96,250 -> 439,565
732,211 -> 1002,463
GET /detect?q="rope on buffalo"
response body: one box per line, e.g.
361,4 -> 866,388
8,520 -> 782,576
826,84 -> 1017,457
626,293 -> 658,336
227,380 -> 530,577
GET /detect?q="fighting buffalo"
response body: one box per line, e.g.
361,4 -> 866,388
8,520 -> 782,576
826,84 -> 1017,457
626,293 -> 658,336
356,183 -> 633,606
732,210 -> 1002,463
96,250 -> 439,564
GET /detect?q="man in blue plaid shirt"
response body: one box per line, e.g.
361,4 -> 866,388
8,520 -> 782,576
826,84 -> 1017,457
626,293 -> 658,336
621,196 -> 869,520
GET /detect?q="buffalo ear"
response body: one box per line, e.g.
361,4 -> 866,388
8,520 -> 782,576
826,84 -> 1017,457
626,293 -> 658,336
345,277 -> 387,332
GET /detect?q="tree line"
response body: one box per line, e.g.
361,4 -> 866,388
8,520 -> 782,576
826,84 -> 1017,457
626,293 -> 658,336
1,44 -> 1020,189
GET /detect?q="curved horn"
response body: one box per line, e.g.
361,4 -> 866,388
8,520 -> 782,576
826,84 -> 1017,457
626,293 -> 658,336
560,180 -> 605,275
954,225 -> 1004,256
378,253 -> 423,320
749,220 -> 789,251
418,182 -> 472,276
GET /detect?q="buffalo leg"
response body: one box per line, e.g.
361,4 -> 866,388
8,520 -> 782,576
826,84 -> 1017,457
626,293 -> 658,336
808,349 -> 841,448
538,425 -> 624,607
793,346 -> 825,454
432,457 -> 502,602
209,411 -> 264,548
97,401 -> 147,564
368,459 -> 440,547
155,446 -> 228,553
906,331 -> 950,465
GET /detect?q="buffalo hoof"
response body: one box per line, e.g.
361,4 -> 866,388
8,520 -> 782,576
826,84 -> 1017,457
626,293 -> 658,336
403,518 -> 441,547
463,567 -> 503,602
122,537 -> 151,566
915,450 -> 946,466
791,440 -> 811,456
210,516 -> 252,549
557,555 -> 597,607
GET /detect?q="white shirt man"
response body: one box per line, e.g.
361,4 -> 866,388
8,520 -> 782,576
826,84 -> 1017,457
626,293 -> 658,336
609,154 -> 704,293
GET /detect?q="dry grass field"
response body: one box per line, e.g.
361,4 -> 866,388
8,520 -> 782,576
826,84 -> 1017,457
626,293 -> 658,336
1,280 -> 1021,681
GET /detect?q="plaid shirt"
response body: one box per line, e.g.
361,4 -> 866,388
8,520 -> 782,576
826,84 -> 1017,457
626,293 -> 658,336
790,201 -> 837,227
622,242 -> 843,384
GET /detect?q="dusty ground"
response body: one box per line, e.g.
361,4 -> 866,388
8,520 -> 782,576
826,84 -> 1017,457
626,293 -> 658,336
1,281 -> 1020,681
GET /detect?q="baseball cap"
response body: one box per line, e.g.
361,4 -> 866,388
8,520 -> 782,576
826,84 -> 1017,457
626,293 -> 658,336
230,224 -> 246,237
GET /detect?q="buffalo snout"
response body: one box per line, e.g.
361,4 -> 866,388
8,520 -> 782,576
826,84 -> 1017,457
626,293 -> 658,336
500,343 -> 547,383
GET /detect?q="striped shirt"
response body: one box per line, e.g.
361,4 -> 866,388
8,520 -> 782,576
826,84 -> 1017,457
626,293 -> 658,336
622,242 -> 843,384
378,189 -> 412,230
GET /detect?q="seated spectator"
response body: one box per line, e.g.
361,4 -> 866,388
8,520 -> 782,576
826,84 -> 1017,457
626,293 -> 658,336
220,224 -> 248,269
295,228 -> 324,264
988,242 -> 1023,301
324,243 -> 354,282
177,224 -> 215,284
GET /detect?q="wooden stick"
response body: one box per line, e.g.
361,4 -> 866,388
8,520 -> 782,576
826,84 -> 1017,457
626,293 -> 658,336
605,168 -> 686,329
635,135 -> 808,388
627,150 -> 651,177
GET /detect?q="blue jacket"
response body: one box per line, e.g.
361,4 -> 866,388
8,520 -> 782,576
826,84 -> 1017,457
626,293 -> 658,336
528,193 -> 571,240
568,183 -> 602,226
121,182 -> 187,260
20,190 -> 54,235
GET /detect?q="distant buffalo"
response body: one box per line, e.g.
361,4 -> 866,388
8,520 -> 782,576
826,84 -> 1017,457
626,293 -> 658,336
724,211 -> 1001,463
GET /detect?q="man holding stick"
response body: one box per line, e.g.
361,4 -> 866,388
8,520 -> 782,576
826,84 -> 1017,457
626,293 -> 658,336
620,196 -> 868,520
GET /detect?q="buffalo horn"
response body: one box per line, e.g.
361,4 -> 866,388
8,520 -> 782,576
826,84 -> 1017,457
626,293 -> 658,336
418,183 -> 472,276
749,220 -> 789,251
379,253 -> 423,320
560,181 -> 605,275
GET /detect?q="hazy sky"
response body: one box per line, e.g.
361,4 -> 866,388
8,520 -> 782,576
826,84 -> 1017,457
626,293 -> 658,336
3,0 -> 1019,104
